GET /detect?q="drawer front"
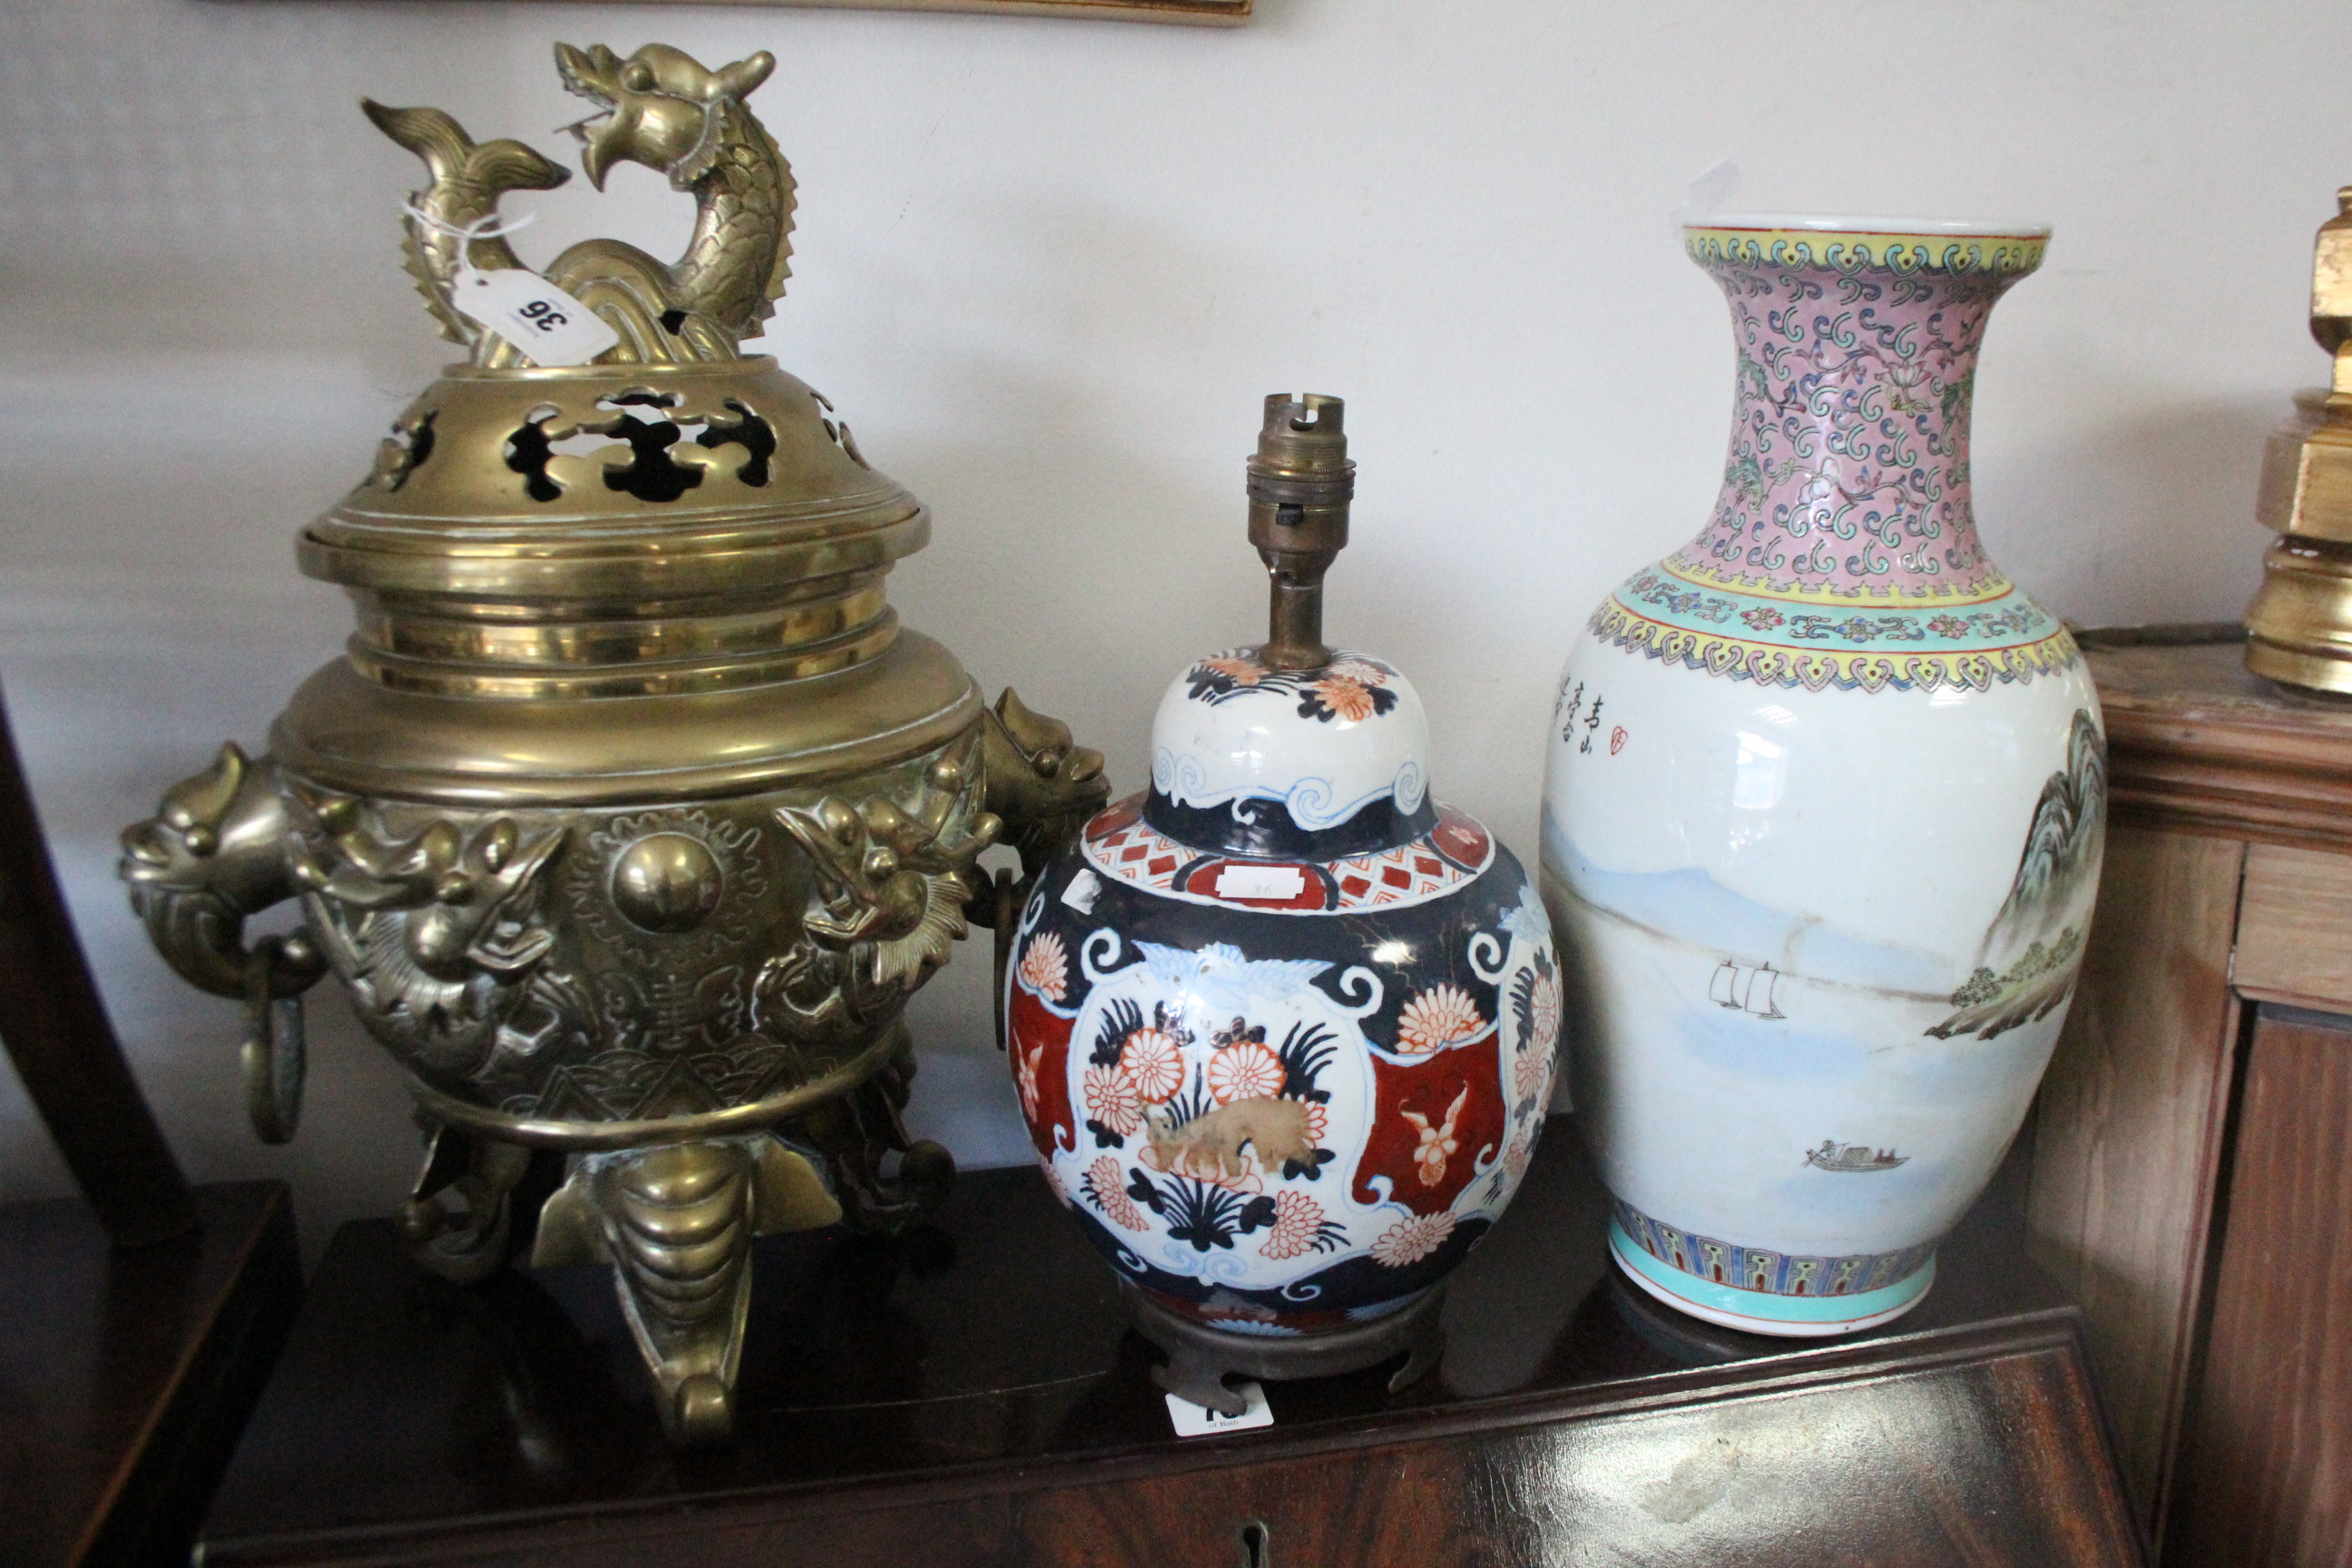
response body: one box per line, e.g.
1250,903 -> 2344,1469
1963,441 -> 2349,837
1011,1340 -> 2136,1568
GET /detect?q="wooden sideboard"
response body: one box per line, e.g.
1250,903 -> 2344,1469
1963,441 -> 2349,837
2027,632 -> 2352,1564
196,1122 -> 2141,1567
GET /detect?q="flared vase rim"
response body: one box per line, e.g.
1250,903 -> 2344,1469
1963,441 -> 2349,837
1687,211 -> 2052,241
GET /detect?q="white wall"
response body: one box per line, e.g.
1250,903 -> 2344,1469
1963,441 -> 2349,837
0,0 -> 2332,1245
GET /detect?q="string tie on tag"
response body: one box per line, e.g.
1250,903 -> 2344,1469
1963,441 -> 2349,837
400,203 -> 537,287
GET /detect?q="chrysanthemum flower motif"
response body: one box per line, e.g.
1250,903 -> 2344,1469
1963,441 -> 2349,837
1325,658 -> 1389,688
1086,1155 -> 1149,1230
1014,1036 -> 1046,1119
1199,653 -> 1263,684
1205,1039 -> 1286,1103
1514,1044 -> 1552,1105
1502,1132 -> 1533,1185
1121,1028 -> 1186,1104
1017,930 -> 1068,1002
1524,971 -> 1562,1055
1396,984 -> 1486,1054
1083,1063 -> 1143,1135
1303,1102 -> 1329,1149
1370,1210 -> 1456,1269
1258,1190 -> 1331,1261
1313,676 -> 1377,722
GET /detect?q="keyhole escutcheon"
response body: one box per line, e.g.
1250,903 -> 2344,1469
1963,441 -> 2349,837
1237,1519 -> 1270,1568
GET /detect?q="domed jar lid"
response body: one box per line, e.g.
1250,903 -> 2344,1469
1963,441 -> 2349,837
1130,397 -> 1484,884
1149,648 -> 1429,858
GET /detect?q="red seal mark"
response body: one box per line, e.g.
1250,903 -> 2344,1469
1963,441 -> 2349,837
1430,808 -> 1493,872
1610,726 -> 1628,755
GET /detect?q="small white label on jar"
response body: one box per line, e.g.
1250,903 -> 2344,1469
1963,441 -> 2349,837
1061,868 -> 1102,914
1216,865 -> 1305,900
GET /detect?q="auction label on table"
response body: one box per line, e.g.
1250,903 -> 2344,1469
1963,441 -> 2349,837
452,269 -> 619,368
1164,1380 -> 1274,1437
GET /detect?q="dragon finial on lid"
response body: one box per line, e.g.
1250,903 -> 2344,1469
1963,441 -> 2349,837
368,42 -> 797,368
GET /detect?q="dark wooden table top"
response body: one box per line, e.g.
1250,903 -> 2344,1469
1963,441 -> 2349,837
1,1181 -> 299,1567
197,1119 -> 2126,1565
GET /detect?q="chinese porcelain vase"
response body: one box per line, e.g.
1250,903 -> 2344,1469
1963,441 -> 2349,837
1007,397 -> 1559,1399
1543,218 -> 2106,1336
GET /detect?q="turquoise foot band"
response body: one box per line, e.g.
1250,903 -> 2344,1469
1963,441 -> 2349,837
1609,1217 -> 1936,1328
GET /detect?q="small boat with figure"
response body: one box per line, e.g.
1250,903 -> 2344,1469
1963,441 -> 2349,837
1805,1140 -> 1908,1172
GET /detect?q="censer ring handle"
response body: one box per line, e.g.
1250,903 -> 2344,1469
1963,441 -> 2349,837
240,935 -> 314,1144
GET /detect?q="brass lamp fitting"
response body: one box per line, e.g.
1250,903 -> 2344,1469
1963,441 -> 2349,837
2247,187 -> 2352,691
1247,394 -> 1355,670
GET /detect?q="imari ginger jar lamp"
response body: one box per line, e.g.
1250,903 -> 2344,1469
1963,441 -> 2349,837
115,44 -> 1106,1446
1005,395 -> 1561,1414
1544,218 -> 2106,1335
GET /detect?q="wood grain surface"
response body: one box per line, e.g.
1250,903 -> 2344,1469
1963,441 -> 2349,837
2026,826 -> 2246,1531
0,1182 -> 299,1568
2088,641 -> 2352,853
1010,1334 -> 2137,1568
2235,842 -> 2352,1011
2168,1008 -> 2352,1567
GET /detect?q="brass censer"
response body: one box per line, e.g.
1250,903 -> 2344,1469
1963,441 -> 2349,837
120,43 -> 1105,1446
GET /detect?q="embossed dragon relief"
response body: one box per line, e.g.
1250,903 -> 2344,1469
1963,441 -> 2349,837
283,790 -> 571,1093
122,750 -> 967,1118
119,702 -> 1105,1137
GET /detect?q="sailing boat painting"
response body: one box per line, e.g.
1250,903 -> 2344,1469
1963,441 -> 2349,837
1709,958 -> 1785,1020
1538,222 -> 2108,1336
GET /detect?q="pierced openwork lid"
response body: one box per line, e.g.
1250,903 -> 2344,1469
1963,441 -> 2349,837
271,44 -> 980,805
1146,397 -> 1435,860
306,358 -> 925,700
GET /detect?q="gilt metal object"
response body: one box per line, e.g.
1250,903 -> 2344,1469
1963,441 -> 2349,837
120,43 -> 1104,1446
1245,392 -> 1354,671
2248,186 -> 2352,691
